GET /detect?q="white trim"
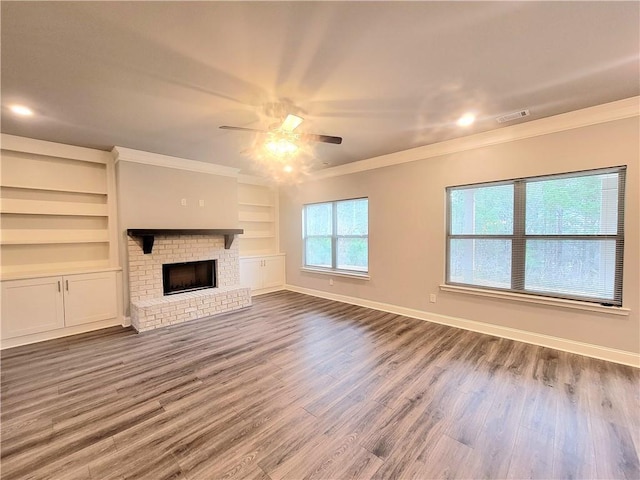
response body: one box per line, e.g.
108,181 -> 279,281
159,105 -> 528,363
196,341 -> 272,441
300,267 -> 370,280
112,146 -> 240,178
251,286 -> 286,296
284,284 -> 640,368
105,154 -> 120,268
440,284 -> 630,317
310,96 -> 640,180
1,134 -> 111,164
1,318 -> 125,350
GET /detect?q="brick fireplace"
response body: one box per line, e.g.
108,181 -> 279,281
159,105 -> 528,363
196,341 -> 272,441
127,232 -> 250,332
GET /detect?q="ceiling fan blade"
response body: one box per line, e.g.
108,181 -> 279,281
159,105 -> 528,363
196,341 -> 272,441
300,133 -> 343,145
219,125 -> 268,133
221,125 -> 342,145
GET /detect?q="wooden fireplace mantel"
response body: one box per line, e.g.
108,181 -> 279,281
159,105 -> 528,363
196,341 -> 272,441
127,229 -> 244,254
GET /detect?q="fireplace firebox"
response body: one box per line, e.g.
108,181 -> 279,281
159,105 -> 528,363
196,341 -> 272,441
162,259 -> 217,295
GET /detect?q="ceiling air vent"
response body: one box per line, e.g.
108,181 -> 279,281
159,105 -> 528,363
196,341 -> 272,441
496,109 -> 530,123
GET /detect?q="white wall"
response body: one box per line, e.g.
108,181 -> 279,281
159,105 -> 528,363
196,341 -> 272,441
116,161 -> 238,229
280,116 -> 640,356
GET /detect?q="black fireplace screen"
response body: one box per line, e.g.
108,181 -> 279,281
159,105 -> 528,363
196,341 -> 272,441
162,259 -> 216,295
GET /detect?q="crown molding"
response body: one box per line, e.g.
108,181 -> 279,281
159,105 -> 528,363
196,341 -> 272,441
112,146 -> 240,178
310,96 -> 640,181
1,134 -> 112,164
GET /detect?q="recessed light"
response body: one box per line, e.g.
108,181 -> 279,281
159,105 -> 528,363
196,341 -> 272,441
9,105 -> 34,116
457,112 -> 475,127
283,165 -> 293,173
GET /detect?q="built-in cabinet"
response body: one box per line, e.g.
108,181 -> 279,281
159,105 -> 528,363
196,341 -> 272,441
1,276 -> 65,338
237,180 -> 285,294
239,254 -> 285,294
1,271 -> 118,339
1,135 -> 122,348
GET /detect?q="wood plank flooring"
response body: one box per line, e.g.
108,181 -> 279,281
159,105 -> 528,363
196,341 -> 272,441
1,290 -> 639,479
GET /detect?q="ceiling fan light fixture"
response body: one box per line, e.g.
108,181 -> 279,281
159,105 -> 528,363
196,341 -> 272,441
220,109 -> 341,183
281,114 -> 304,132
265,137 -> 298,156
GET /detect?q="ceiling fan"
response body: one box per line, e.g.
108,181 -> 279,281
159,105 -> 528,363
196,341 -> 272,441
219,114 -> 343,145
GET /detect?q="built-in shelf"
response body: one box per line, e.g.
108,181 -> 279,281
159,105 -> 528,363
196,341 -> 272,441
0,199 -> 109,216
0,183 -> 108,195
239,212 -> 274,222
127,228 -> 244,254
238,202 -> 274,208
238,183 -> 278,256
1,229 -> 110,244
240,233 -> 275,239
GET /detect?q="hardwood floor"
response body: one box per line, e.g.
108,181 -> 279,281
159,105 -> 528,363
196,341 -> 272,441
1,290 -> 638,480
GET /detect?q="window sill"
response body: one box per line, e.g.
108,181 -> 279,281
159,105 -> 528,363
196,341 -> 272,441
439,284 -> 630,317
301,267 -> 370,280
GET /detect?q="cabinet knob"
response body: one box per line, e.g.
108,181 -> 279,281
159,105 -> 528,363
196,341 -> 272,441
58,281 -> 61,292
65,280 -> 69,291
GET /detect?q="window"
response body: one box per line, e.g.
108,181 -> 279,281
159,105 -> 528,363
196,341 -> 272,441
303,198 -> 368,273
446,167 -> 625,306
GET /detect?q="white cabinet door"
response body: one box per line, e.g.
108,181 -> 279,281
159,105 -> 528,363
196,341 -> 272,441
239,258 -> 262,290
262,256 -> 285,288
63,272 -> 117,327
240,255 -> 285,292
1,277 -> 65,339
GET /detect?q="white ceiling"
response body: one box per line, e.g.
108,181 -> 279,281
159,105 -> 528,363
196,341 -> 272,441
2,1 -> 639,175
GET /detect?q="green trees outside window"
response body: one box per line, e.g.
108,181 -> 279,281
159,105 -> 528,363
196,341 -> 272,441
447,167 -> 625,305
303,198 -> 368,273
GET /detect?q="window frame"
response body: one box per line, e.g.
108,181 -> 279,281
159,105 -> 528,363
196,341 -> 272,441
303,197 -> 369,274
445,166 -> 626,306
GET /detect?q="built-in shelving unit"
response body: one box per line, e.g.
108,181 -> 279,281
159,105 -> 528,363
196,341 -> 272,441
0,135 -> 119,279
237,181 -> 285,293
1,135 -> 123,349
237,182 -> 279,256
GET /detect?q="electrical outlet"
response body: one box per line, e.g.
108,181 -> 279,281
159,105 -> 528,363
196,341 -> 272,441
329,278 -> 334,286
429,293 -> 437,303
199,199 -> 205,207
181,198 -> 187,206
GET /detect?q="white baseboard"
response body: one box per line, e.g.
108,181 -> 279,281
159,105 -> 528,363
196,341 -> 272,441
284,284 -> 640,368
251,286 -> 286,296
1,318 -> 125,350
